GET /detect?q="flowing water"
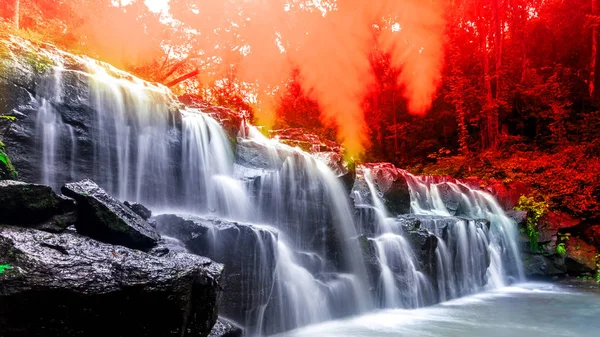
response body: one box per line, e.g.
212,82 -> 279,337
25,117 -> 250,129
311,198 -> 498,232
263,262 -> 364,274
274,283 -> 600,337
22,48 -> 538,337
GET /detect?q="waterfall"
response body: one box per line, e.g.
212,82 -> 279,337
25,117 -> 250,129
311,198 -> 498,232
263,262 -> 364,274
401,172 -> 525,284
22,48 -> 524,337
353,166 -> 523,308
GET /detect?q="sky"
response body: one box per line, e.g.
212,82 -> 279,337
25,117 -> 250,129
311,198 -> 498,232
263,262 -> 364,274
144,0 -> 169,13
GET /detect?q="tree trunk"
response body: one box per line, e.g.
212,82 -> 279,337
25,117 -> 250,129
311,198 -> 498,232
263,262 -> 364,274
164,69 -> 199,87
14,0 -> 19,29
591,0 -> 597,97
493,0 -> 502,100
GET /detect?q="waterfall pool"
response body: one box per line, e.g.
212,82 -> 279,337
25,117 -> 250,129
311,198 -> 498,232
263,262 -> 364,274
274,283 -> 600,337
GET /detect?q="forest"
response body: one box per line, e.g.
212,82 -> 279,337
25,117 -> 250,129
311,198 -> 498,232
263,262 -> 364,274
2,0 -> 598,222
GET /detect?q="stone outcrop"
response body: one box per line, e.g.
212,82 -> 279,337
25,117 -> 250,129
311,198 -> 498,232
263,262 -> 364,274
153,214 -> 277,334
62,179 -> 160,250
564,237 -> 598,273
0,180 -> 76,232
124,201 -> 152,220
0,226 -> 223,337
352,163 -> 411,216
208,318 -> 244,337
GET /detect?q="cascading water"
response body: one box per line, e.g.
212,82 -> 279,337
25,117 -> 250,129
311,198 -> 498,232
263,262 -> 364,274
353,164 -> 524,308
401,172 -> 525,285
237,124 -> 372,334
22,44 -> 524,337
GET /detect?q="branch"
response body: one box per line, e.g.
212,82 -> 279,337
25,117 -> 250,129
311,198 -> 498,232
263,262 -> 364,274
164,69 -> 200,87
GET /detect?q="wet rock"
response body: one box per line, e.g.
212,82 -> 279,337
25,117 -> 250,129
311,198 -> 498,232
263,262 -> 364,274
536,211 -> 581,244
583,224 -> 600,249
521,252 -> 566,278
0,226 -> 223,337
359,234 -> 382,290
124,201 -> 152,220
353,163 -> 411,216
505,210 -> 528,227
0,180 -> 64,226
235,138 -> 289,171
565,237 -> 598,273
62,179 -> 159,250
153,214 -> 278,333
404,228 -> 438,283
179,94 -> 245,139
313,151 -> 348,177
268,128 -> 342,153
209,318 -> 244,337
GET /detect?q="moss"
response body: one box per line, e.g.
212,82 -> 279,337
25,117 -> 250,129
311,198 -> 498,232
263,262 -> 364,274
0,141 -> 18,180
515,195 -> 548,253
24,50 -> 53,74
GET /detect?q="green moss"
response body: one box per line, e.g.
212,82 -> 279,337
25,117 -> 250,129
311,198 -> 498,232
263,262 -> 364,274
0,264 -> 12,274
515,195 -> 548,253
556,243 -> 566,255
0,141 -> 18,180
24,50 -> 53,73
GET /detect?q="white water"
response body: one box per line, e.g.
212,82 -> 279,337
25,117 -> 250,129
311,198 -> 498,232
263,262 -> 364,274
275,283 -> 600,337
401,172 -> 525,284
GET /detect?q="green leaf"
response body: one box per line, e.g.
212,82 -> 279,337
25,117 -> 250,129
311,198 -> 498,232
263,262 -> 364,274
0,264 -> 13,274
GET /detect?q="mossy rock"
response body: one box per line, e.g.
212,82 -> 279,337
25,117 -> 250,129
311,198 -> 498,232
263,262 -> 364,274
0,180 -> 61,225
0,141 -> 18,180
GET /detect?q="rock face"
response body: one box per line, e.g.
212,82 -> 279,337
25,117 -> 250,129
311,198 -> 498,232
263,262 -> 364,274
0,180 -> 75,232
153,214 -> 278,333
565,237 -> 598,273
208,318 -> 244,337
0,36 -> 184,208
521,252 -> 566,278
124,201 -> 152,220
0,226 -> 223,337
352,163 -> 411,216
62,179 -> 159,250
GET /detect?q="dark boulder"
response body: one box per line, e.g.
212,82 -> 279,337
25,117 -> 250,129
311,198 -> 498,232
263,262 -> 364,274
404,227 -> 438,283
521,251 -> 566,278
0,226 -> 223,337
564,237 -> 598,273
536,211 -> 581,244
583,224 -> 600,250
62,179 -> 159,250
124,201 -> 152,220
153,214 -> 278,334
359,234 -> 382,290
209,318 -> 244,337
0,180 -> 75,232
505,210 -> 528,227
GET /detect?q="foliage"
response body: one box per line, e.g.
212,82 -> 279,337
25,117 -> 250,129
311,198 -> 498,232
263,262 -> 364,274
556,243 -> 566,256
596,254 -> 600,283
0,141 -> 18,180
24,50 -> 53,73
0,264 -> 12,274
515,195 -> 548,253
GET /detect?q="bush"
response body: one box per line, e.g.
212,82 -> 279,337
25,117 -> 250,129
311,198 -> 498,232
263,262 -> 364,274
515,195 -> 548,253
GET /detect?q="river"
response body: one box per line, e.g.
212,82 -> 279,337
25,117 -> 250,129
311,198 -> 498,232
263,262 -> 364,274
276,283 -> 600,337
